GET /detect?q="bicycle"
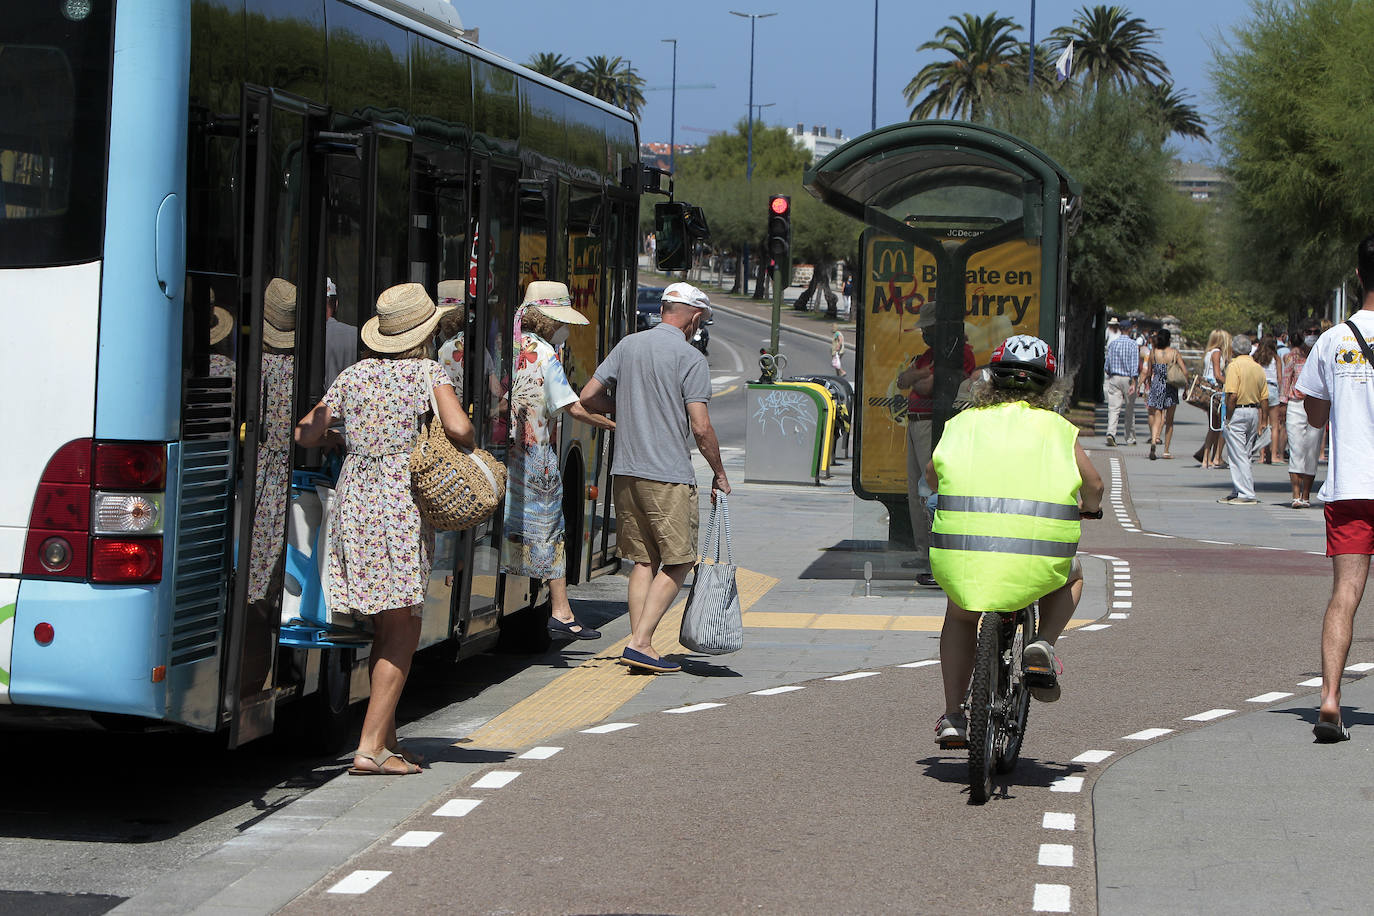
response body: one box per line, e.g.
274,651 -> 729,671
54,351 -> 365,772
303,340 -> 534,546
965,508 -> 1103,805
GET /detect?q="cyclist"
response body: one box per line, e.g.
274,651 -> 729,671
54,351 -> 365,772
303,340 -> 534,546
925,335 -> 1104,748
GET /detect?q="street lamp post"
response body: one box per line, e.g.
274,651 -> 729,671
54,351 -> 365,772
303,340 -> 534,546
730,10 -> 776,297
871,0 -> 878,131
660,38 -> 677,173
1028,0 -> 1037,88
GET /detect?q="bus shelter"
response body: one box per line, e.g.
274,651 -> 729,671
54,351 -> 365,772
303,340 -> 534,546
803,121 -> 1080,545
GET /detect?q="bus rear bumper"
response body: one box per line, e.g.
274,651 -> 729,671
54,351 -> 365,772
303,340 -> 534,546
7,579 -> 165,718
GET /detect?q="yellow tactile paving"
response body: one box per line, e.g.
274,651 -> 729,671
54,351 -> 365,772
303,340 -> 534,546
463,566 -> 779,751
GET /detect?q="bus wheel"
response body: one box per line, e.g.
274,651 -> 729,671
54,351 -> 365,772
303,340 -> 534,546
300,646 -> 356,753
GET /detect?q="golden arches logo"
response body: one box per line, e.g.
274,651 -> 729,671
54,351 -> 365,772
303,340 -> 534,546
872,242 -> 914,282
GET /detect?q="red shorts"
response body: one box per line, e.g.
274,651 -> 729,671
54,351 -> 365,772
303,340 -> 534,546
1325,500 -> 1374,556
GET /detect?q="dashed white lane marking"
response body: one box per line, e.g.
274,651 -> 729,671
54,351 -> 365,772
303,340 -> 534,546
471,770 -> 520,789
1043,812 -> 1076,830
1071,749 -> 1114,764
1348,663 -> 1374,673
1111,601 -> 1132,609
1038,844 -> 1075,867
392,831 -> 442,848
1247,691 -> 1294,703
1122,727 -> 1174,741
1122,527 -> 1140,532
517,746 -> 563,760
1141,533 -> 1174,539
1309,551 -> 1327,556
1298,677 -> 1323,687
433,799 -> 482,817
1114,590 -> 1134,597
1050,776 -> 1084,793
1109,613 -> 1130,620
328,870 -> 391,895
826,671 -> 880,681
1079,624 -> 1111,632
1033,883 -> 1072,912
1185,708 -> 1235,722
1198,539 -> 1233,545
752,685 -> 806,695
665,702 -> 725,714
898,660 -> 940,669
581,722 -> 638,734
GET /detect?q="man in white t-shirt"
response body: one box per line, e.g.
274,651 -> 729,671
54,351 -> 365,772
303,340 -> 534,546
1295,234 -> 1374,743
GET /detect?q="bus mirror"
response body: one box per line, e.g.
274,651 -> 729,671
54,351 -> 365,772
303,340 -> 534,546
655,201 -> 691,270
685,205 -> 710,243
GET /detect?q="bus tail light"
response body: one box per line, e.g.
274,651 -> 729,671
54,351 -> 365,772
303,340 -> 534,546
91,538 -> 162,584
92,492 -> 164,535
95,443 -> 166,489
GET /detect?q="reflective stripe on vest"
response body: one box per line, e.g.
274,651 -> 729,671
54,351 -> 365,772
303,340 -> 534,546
931,532 -> 1078,558
936,494 -> 1081,522
929,401 -> 1082,612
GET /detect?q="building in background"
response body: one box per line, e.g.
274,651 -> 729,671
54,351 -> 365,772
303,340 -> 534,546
792,125 -> 846,164
1170,160 -> 1227,201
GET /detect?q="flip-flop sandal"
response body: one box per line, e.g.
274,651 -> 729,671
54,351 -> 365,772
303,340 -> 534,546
1313,720 -> 1350,743
349,748 -> 421,775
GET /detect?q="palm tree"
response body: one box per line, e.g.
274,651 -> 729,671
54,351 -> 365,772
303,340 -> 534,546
612,59 -> 645,118
904,13 -> 1024,121
1144,82 -> 1209,141
525,52 -> 577,85
1049,5 -> 1169,90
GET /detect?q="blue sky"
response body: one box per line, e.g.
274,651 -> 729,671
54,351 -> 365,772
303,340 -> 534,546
463,0 -> 1255,164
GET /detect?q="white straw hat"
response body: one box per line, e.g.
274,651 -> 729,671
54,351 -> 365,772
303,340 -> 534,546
521,280 -> 588,325
437,279 -> 466,306
209,306 -> 234,346
361,283 -> 452,353
263,278 -> 297,349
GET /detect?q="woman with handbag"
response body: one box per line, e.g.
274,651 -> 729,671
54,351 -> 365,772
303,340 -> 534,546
1140,328 -> 1187,460
295,283 -> 474,776
504,281 -> 616,640
1195,329 -> 1232,468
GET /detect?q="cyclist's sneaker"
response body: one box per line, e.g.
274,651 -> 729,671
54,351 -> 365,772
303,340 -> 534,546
1022,640 -> 1063,703
935,712 -> 968,748
915,572 -> 940,588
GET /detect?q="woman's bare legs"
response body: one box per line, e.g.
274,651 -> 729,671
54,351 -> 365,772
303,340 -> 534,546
1163,404 -> 1177,455
355,607 -> 423,774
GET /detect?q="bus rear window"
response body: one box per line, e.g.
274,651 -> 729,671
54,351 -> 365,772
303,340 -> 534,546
0,2 -> 112,267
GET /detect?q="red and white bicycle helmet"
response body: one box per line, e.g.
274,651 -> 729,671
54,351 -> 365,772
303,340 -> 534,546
989,334 -> 1056,392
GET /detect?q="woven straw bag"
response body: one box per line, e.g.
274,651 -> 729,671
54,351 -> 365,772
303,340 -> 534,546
410,387 -> 505,531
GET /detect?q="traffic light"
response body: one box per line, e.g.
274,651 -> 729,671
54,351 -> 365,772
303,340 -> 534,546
766,194 -> 791,286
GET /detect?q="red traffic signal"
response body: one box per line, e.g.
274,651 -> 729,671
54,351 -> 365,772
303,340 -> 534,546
769,195 -> 790,215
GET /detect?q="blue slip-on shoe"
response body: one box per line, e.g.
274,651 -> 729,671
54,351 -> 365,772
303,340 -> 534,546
618,647 -> 682,673
547,616 -> 601,640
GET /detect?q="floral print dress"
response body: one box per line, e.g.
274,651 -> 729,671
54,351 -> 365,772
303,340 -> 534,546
247,352 -> 292,601
501,333 -> 578,578
323,358 -> 450,615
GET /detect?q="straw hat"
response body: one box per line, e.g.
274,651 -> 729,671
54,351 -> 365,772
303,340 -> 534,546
521,280 -> 588,325
263,278 -> 296,349
209,306 -> 234,346
437,279 -> 466,307
361,282 -> 452,353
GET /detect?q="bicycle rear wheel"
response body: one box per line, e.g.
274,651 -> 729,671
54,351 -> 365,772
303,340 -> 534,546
994,608 -> 1034,774
967,613 -> 1001,804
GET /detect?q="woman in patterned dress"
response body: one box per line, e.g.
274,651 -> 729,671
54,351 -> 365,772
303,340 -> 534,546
295,283 -> 473,776
247,279 -> 296,603
503,281 -> 615,640
1140,328 -> 1186,460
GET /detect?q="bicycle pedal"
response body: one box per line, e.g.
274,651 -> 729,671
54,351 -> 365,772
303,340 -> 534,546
1023,668 -> 1057,688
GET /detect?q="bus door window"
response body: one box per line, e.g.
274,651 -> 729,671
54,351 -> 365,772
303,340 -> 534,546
566,186 -> 605,576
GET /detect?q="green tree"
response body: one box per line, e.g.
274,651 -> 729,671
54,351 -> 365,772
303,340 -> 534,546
1049,5 -> 1170,90
1143,82 -> 1209,142
1212,0 -> 1374,321
525,52 -> 577,85
904,12 -> 1025,120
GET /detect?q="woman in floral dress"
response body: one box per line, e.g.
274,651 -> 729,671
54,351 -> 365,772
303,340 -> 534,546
503,282 -> 615,640
295,283 -> 473,776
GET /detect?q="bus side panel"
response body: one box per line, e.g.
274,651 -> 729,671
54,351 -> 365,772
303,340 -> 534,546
94,0 -> 190,442
0,580 -> 17,703
0,264 -> 100,574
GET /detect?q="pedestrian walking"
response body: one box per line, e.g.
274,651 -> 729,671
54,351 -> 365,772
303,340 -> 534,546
830,324 -> 847,377
579,282 -> 728,674
897,302 -> 977,585
294,282 -> 475,775
1216,334 -> 1268,505
1254,335 -> 1281,463
1195,329 -> 1232,468
1103,318 -> 1141,447
504,281 -> 616,640
841,273 -> 854,318
1141,328 -> 1186,459
1297,236 -> 1374,742
323,276 -> 356,391
1283,320 -> 1323,508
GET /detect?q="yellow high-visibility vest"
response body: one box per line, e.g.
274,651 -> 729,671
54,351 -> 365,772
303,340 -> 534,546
930,401 -> 1082,612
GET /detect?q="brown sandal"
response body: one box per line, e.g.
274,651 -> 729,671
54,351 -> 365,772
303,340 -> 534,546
348,748 -> 421,776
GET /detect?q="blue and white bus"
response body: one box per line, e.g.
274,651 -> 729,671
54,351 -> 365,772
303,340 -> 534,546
0,0 -> 680,746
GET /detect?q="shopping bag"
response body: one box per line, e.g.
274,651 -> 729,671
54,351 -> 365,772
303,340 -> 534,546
680,494 -> 743,655
1185,375 -> 1218,411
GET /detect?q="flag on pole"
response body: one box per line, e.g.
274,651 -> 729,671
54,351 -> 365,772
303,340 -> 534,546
1055,41 -> 1074,82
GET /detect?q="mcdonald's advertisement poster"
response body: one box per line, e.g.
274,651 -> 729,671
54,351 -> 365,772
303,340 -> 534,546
859,232 -> 1042,497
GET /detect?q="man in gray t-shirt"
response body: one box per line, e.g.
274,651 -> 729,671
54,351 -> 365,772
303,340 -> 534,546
580,282 -> 730,674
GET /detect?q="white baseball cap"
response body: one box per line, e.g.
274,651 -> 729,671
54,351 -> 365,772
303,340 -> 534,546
662,281 -> 712,320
